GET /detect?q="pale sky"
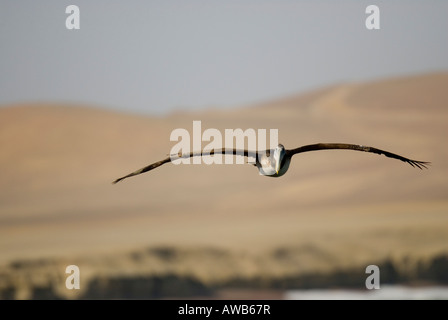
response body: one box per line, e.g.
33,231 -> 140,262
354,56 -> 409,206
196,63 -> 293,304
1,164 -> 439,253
1,1 -> 447,115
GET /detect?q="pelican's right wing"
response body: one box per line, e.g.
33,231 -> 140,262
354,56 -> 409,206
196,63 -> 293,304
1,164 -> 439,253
112,157 -> 172,184
113,148 -> 260,184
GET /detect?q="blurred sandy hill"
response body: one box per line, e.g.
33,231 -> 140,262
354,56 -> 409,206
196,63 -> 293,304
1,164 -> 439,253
0,73 -> 447,299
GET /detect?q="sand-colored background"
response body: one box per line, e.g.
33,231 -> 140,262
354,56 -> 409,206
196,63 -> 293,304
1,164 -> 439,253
0,73 -> 447,299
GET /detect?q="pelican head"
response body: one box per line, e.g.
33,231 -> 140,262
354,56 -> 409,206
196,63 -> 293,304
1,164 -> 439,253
274,144 -> 286,175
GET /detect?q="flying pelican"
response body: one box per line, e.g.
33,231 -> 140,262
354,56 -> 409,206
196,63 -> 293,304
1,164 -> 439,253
113,143 -> 429,184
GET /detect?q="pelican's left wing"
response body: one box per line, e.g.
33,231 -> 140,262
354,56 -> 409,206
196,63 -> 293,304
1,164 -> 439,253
286,143 -> 430,169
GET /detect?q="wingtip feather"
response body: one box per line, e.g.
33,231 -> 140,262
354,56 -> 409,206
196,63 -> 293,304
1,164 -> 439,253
112,177 -> 124,184
409,160 -> 430,170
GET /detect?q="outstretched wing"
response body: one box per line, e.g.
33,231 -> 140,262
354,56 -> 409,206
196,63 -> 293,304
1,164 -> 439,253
286,143 -> 430,169
112,148 -> 259,184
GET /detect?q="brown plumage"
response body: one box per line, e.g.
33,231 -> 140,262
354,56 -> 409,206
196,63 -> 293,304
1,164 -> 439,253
113,143 -> 429,184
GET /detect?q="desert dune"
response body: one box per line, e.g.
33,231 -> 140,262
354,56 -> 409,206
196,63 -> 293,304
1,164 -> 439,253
0,73 -> 447,299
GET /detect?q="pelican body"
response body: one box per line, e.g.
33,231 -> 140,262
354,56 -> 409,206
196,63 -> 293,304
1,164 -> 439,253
256,144 -> 290,177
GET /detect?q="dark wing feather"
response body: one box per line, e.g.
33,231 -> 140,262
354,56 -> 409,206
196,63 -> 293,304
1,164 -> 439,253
112,157 -> 171,184
286,143 -> 430,169
112,148 -> 259,184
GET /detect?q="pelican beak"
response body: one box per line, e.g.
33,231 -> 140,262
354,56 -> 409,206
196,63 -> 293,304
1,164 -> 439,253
274,145 -> 284,175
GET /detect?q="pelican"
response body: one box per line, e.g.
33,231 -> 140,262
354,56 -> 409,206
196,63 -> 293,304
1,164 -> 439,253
113,143 -> 429,184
